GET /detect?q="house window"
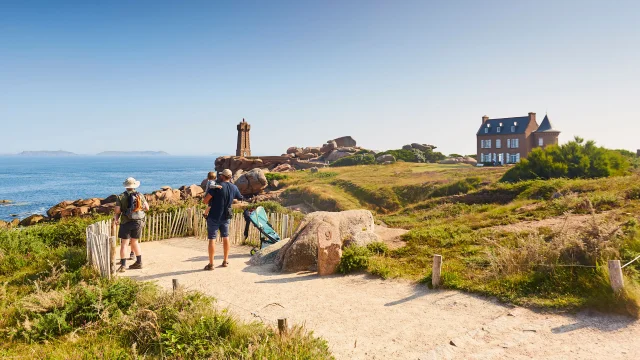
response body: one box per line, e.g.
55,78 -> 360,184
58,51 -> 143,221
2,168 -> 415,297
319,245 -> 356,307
496,139 -> 501,148
513,139 -> 519,148
484,128 -> 488,134
511,126 -> 516,132
481,140 -> 491,149
507,139 -> 511,148
538,138 -> 543,147
486,140 -> 491,148
510,154 -> 518,163
497,127 -> 501,133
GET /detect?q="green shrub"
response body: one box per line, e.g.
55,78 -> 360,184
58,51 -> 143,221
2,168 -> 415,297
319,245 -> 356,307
265,173 -> 289,182
501,137 -> 630,182
366,241 -> 389,255
331,154 -> 376,167
338,246 -> 371,274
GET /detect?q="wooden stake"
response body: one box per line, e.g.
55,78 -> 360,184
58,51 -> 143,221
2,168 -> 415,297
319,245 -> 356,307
172,278 -> 179,292
278,318 -> 288,335
432,254 -> 443,288
608,260 -> 624,293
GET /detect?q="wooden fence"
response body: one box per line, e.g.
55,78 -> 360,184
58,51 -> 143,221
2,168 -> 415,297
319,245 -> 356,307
85,207 -> 296,276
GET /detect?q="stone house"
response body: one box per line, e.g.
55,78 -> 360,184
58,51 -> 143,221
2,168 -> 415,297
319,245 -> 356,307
476,112 -> 560,164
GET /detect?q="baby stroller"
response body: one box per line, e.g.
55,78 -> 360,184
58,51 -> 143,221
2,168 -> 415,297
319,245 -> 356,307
243,206 -> 282,255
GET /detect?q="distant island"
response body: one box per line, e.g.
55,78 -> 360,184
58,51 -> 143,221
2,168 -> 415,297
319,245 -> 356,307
96,151 -> 170,156
18,150 -> 77,156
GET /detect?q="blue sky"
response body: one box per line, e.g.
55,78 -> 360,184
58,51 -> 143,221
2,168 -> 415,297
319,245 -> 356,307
1,0 -> 638,156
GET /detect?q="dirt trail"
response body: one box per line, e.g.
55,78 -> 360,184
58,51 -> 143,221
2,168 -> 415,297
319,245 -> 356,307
122,238 -> 640,359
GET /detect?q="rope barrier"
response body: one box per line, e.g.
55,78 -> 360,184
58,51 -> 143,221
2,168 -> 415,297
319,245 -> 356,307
622,254 -> 640,269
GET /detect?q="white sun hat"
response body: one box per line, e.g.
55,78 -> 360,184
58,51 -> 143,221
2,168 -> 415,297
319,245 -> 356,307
123,177 -> 141,188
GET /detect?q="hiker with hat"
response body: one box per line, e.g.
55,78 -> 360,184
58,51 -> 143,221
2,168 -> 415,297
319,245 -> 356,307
113,177 -> 149,272
201,169 -> 243,270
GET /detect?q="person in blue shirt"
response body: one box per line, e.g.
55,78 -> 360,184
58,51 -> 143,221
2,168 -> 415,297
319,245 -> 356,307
201,168 -> 243,270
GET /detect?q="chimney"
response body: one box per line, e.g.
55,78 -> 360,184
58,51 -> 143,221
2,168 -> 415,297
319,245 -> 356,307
482,115 -> 489,123
528,112 -> 536,124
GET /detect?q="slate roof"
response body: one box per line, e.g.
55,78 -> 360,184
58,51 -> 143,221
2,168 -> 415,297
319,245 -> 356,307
476,116 -> 531,136
534,115 -> 559,133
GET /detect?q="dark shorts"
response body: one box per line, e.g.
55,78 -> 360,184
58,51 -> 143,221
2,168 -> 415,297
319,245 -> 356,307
118,220 -> 144,240
207,218 -> 230,239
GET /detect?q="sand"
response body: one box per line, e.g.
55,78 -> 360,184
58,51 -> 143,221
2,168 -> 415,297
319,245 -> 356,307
122,238 -> 640,359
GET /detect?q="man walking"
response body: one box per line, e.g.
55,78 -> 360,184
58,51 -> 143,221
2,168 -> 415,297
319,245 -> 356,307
202,169 -> 243,270
113,177 -> 149,272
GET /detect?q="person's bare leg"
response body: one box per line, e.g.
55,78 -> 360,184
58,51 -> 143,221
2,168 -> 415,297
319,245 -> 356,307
130,238 -> 141,256
222,237 -> 230,265
120,239 -> 129,261
208,239 -> 215,265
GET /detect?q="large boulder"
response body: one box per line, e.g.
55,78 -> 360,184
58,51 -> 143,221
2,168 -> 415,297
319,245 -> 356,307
272,163 -> 294,173
376,154 -> 396,163
275,210 -> 379,275
19,214 -> 45,227
411,143 -> 435,152
234,168 -> 268,196
249,238 -> 291,266
185,184 -> 204,198
0,220 -> 7,229
287,147 -> 302,155
333,136 -> 357,148
325,150 -> 351,162
303,147 -> 321,155
320,140 -> 337,154
402,145 -> 413,150
101,194 -> 118,205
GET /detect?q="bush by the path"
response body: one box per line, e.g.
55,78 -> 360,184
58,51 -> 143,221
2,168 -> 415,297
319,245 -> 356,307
501,137 -> 630,182
0,222 -> 333,359
377,148 -> 446,163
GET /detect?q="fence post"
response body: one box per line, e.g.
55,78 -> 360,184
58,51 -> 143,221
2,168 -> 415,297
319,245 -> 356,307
186,207 -> 193,236
110,220 -> 117,275
172,278 -> 180,292
278,318 -> 288,336
282,215 -> 289,239
608,260 -> 624,293
432,254 -> 442,288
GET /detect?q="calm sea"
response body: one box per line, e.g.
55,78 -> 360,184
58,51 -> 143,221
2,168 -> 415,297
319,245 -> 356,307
0,156 -> 218,221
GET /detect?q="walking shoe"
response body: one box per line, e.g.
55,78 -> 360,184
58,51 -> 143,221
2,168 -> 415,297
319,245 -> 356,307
116,265 -> 126,273
129,252 -> 135,260
203,263 -> 214,271
221,261 -> 229,267
128,262 -> 143,270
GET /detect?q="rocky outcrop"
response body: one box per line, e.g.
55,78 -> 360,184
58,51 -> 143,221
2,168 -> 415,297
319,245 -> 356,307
320,140 -> 338,154
19,214 -> 45,227
275,210 -> 380,275
333,136 -> 357,148
249,238 -> 291,266
325,150 -> 352,162
235,168 -> 268,196
439,157 -> 477,166
403,143 -> 437,152
0,200 -> 12,204
376,154 -> 396,163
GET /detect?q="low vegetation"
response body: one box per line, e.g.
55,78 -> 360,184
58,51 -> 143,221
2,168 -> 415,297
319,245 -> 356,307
0,218 -> 332,359
502,137 -> 631,182
281,158 -> 640,316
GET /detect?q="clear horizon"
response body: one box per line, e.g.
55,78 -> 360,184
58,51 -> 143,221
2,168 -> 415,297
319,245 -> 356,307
1,0 -> 639,156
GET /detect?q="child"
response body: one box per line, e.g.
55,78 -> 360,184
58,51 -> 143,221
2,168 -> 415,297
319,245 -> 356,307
203,171 -> 222,218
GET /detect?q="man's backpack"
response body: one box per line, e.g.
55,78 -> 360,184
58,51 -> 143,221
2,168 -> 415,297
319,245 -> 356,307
125,191 -> 145,220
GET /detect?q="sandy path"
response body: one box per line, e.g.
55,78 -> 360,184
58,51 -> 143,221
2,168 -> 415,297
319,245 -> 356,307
122,238 -> 640,359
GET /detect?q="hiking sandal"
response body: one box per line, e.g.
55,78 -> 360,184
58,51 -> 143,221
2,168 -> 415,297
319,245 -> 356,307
221,261 -> 229,267
203,263 -> 214,271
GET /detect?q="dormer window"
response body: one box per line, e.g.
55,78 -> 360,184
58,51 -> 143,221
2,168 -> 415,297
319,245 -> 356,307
497,127 -> 501,133
484,128 -> 488,134
511,126 -> 515,132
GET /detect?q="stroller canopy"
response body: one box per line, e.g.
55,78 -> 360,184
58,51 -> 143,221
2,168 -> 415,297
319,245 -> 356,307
244,206 -> 281,243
